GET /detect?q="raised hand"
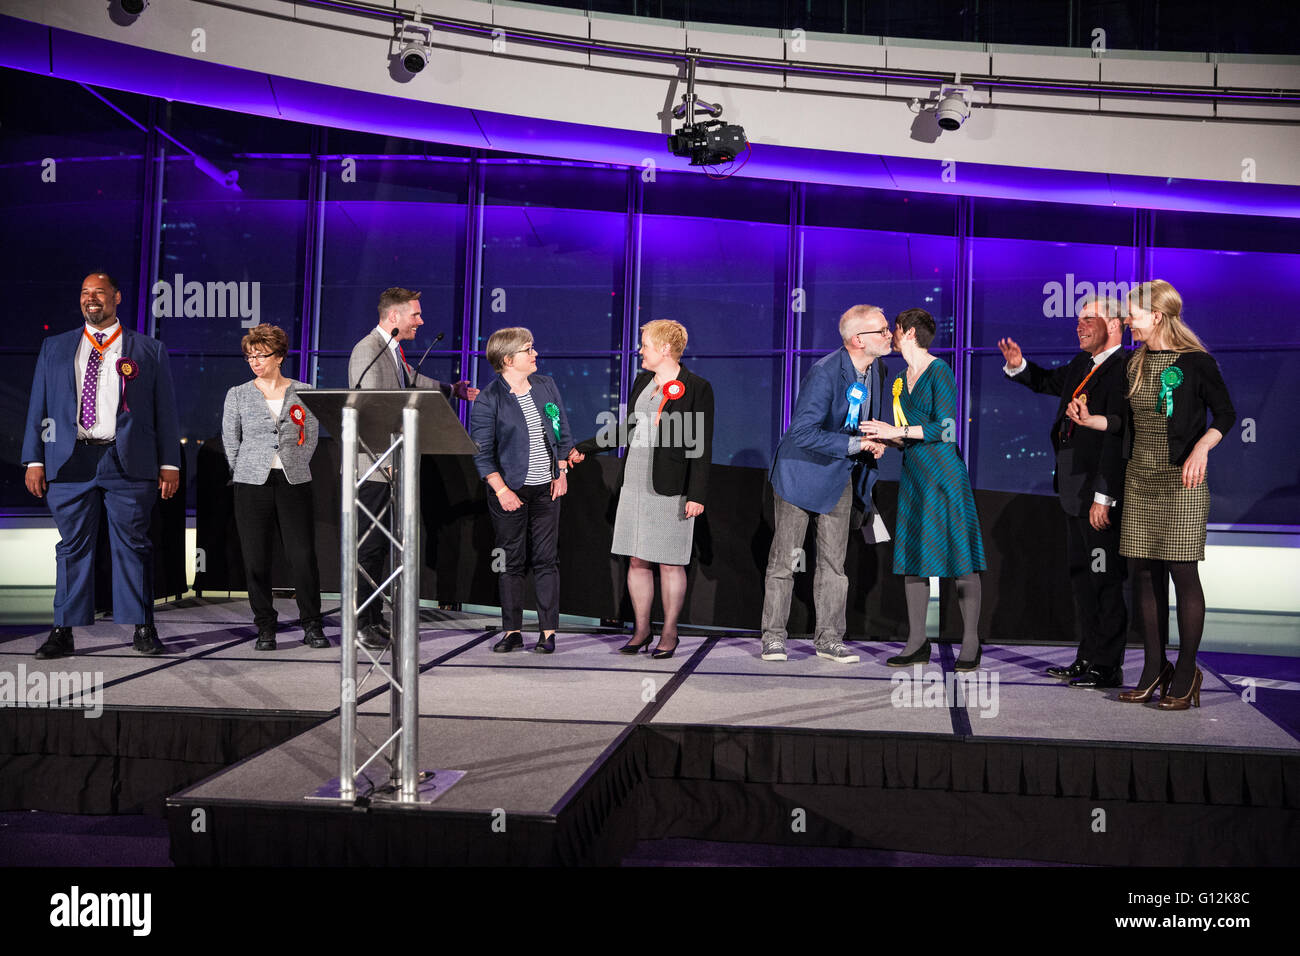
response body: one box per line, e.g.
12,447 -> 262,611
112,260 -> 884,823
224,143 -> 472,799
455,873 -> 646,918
997,337 -> 1024,368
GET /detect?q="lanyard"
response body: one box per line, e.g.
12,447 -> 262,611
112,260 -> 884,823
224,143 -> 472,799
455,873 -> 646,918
84,326 -> 122,354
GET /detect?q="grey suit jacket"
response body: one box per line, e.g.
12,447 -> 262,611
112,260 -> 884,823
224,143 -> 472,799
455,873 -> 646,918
222,379 -> 319,485
347,328 -> 451,483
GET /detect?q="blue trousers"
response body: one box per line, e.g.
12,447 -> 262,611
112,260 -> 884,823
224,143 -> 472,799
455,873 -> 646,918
45,443 -> 157,627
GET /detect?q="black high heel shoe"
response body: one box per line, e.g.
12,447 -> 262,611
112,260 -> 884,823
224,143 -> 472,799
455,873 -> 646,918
651,634 -> 679,660
619,633 -> 653,654
954,646 -> 982,672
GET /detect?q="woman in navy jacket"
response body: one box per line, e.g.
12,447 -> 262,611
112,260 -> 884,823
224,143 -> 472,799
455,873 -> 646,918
221,324 -> 325,651
1069,281 -> 1234,711
470,327 -> 573,654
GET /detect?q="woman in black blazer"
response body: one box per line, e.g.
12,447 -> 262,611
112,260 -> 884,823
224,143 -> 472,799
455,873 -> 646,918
1069,280 -> 1235,710
470,327 -> 573,654
570,320 -> 714,658
221,324 -> 326,651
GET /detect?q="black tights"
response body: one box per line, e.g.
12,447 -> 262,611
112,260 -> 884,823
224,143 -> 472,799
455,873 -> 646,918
1130,558 -> 1205,696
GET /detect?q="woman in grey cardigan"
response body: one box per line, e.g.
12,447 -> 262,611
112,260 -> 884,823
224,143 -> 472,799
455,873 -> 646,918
222,324 -> 326,651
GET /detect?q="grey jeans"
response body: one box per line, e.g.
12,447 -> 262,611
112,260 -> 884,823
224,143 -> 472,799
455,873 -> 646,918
761,481 -> 853,645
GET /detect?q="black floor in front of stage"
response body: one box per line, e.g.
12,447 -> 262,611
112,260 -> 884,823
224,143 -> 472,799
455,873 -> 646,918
2,598 -> 1298,866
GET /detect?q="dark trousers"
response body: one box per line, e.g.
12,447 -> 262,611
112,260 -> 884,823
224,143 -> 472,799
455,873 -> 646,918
46,443 -> 156,627
356,479 -> 392,628
487,483 -> 561,632
1064,508 -> 1128,668
233,472 -> 322,629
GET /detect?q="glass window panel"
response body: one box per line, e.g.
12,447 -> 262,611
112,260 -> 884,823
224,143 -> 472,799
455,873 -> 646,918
643,172 -> 790,224
484,162 -> 627,213
0,69 -> 146,351
970,237 -> 1135,351
967,351 -> 1074,496
973,197 -> 1134,245
1146,247 -> 1300,348
1153,210 -> 1300,255
640,215 -> 787,352
800,228 -> 957,351
682,356 -> 783,468
1203,349 -> 1300,526
479,205 -> 626,350
319,200 -> 466,353
322,156 -> 469,205
805,185 -> 957,236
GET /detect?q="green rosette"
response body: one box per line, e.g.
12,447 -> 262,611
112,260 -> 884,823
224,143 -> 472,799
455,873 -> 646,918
543,402 -> 561,441
1158,365 -> 1184,418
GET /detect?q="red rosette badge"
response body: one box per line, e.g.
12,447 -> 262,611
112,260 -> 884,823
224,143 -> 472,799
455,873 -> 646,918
115,357 -> 139,412
289,404 -> 307,446
655,379 -> 685,425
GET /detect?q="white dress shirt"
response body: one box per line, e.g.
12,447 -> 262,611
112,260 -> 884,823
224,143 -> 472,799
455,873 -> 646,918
76,321 -> 123,441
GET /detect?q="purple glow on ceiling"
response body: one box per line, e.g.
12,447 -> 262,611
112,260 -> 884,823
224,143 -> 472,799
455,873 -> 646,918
1,13 -> 1297,219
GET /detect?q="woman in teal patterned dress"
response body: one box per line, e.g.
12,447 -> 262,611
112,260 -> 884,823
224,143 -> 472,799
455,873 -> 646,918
861,308 -> 986,670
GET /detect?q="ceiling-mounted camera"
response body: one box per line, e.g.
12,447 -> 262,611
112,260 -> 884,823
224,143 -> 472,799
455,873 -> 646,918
668,53 -> 749,167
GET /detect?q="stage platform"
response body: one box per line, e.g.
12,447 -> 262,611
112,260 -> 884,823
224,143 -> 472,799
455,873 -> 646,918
2,598 -> 1298,866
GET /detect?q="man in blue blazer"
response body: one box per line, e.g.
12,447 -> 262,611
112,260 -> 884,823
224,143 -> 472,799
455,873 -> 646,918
22,273 -> 181,658
760,305 -> 892,663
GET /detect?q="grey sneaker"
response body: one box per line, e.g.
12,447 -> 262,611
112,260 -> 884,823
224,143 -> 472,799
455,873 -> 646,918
760,635 -> 787,661
814,640 -> 860,664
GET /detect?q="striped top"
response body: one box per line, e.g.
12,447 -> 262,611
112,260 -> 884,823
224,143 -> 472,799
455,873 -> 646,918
514,391 -> 553,486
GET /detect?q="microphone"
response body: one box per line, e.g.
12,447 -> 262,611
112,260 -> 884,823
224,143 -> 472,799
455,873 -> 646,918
409,331 -> 445,388
353,327 -> 399,388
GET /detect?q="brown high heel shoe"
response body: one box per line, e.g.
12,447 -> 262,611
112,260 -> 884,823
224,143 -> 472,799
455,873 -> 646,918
1156,668 -> 1202,711
1117,662 -> 1173,703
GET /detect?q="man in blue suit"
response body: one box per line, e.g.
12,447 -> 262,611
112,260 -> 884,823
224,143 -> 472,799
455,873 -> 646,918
22,272 -> 181,658
760,304 -> 892,663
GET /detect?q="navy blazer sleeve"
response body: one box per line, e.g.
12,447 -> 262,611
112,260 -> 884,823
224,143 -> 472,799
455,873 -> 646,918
469,385 -> 501,480
786,363 -> 859,459
21,339 -> 52,467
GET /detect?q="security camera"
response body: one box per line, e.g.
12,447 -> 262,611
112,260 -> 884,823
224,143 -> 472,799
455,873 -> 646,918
394,15 -> 434,77
935,84 -> 974,131
399,41 -> 430,75
119,0 -> 148,14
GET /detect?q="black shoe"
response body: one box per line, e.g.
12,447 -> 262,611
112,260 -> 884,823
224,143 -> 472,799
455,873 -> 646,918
954,646 -> 983,672
255,626 -> 277,652
533,633 -> 555,654
618,633 -> 653,654
1047,658 -> 1090,680
1069,663 -> 1123,688
358,625 -> 390,651
887,640 -> 931,667
34,626 -> 74,660
133,624 -> 165,656
492,631 -> 523,653
302,622 -> 329,649
651,635 -> 679,660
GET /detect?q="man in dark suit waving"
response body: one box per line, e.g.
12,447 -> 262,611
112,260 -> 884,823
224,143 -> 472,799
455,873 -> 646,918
346,287 -> 477,650
23,272 -> 181,658
999,296 -> 1128,687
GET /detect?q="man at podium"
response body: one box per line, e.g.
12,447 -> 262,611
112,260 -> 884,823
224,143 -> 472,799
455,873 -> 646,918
348,287 -> 478,650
